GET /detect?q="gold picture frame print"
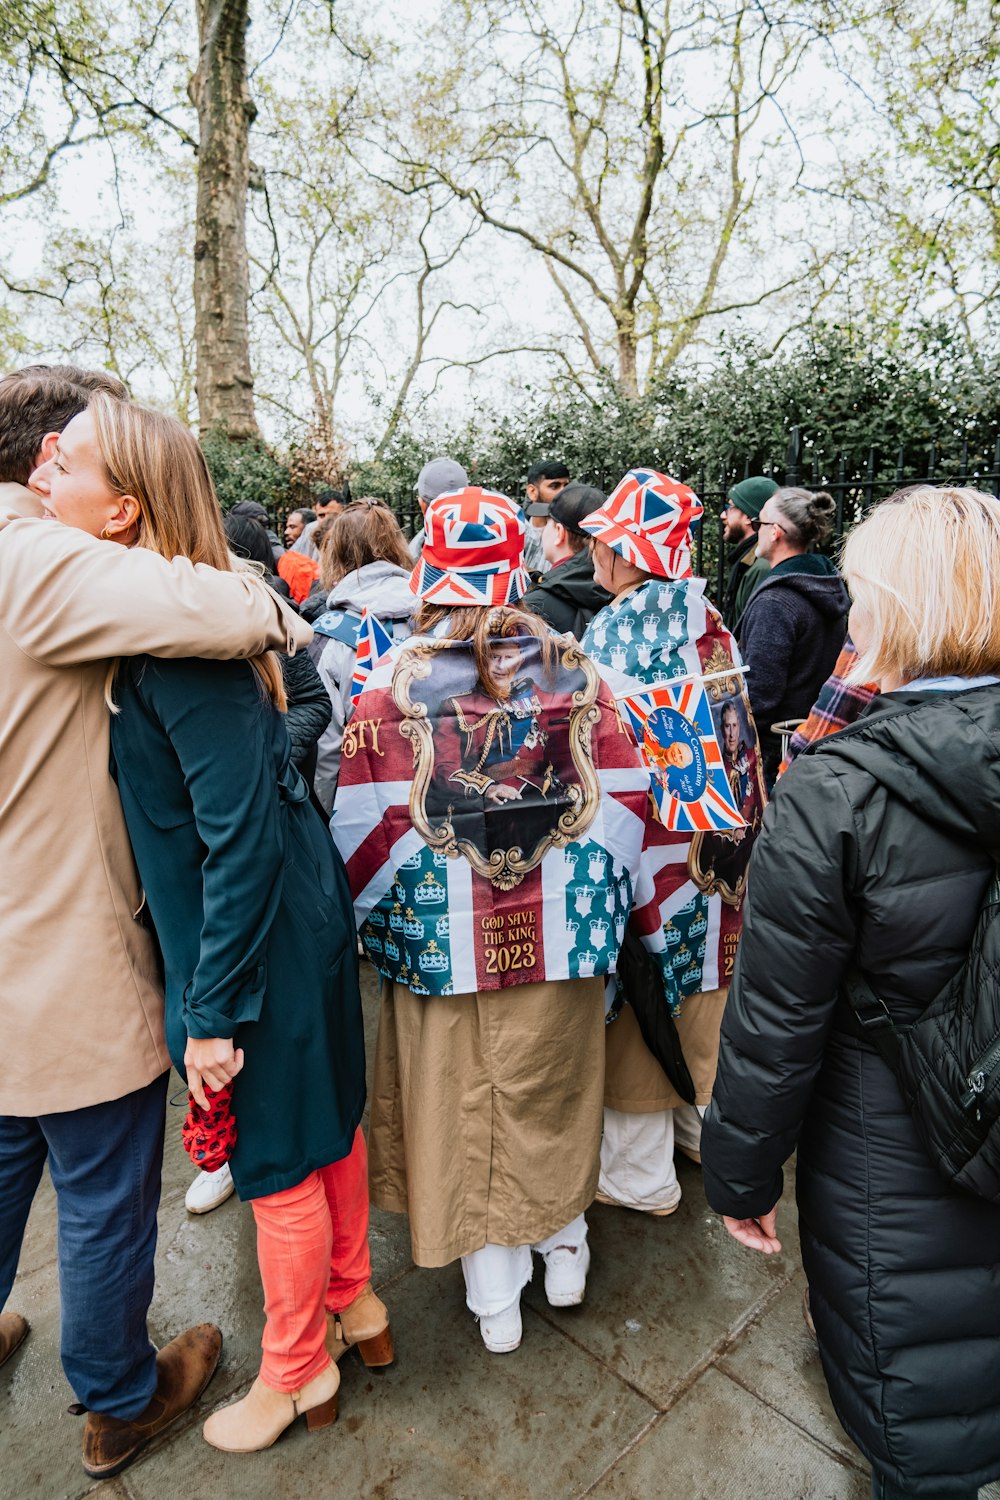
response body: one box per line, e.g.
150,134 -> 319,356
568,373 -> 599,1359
393,636 -> 603,890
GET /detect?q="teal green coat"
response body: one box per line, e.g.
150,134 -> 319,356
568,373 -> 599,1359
110,656 -> 365,1199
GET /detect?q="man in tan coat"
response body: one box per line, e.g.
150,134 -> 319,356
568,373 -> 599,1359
0,367 -> 311,1479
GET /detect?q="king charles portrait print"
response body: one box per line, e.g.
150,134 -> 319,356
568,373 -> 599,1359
392,631 -> 602,888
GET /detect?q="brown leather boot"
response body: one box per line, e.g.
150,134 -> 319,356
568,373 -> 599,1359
325,1282 -> 394,1367
0,1312 -> 29,1368
81,1323 -> 222,1479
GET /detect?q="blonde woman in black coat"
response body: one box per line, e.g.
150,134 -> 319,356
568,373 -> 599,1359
703,486 -> 1000,1500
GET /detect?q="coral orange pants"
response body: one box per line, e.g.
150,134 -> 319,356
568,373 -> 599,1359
251,1127 -> 371,1392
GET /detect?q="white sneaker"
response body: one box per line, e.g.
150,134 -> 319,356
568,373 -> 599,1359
542,1240 -> 591,1307
478,1300 -> 522,1354
185,1162 -> 235,1215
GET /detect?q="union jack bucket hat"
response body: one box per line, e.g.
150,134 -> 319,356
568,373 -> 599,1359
579,468 -> 702,580
410,487 -> 531,606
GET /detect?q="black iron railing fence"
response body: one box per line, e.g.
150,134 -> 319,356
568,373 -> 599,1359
276,426 -> 1000,607
678,427 -> 1000,603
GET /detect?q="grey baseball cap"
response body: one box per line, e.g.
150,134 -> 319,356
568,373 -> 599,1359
416,456 -> 468,502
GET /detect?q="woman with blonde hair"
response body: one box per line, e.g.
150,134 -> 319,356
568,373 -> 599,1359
31,396 -> 390,1454
311,498 -> 414,812
703,486 -> 1000,1498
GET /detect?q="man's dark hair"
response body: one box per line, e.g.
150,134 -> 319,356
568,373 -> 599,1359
290,507 -> 317,525
0,365 -> 128,484
526,459 -> 571,486
14,364 -> 129,399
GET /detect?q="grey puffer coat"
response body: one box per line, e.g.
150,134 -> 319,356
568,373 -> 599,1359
702,682 -> 1000,1495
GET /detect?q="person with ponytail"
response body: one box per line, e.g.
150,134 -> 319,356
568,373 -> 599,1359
735,486 -> 849,784
30,396 -> 389,1456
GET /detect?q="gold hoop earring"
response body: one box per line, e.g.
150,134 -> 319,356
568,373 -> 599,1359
100,527 -> 111,540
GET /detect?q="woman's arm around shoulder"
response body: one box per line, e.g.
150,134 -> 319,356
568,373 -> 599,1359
0,523 -> 311,665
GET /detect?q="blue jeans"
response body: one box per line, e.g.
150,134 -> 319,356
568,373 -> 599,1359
871,1471 -> 978,1499
0,1072 -> 168,1419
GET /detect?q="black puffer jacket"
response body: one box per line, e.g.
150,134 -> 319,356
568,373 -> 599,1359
702,683 -> 1000,1494
281,648 -> 332,768
520,549 -> 611,637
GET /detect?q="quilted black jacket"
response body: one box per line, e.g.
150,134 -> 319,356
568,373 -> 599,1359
702,683 -> 1000,1493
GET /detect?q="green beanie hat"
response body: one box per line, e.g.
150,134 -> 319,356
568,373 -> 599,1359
728,476 -> 778,520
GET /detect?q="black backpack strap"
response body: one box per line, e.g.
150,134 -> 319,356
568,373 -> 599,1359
842,967 -> 909,1070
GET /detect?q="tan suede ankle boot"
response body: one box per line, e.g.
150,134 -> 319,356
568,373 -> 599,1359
202,1364 -> 339,1453
325,1282 -> 394,1367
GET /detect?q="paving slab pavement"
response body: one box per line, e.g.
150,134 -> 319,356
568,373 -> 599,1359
4,966 -> 999,1500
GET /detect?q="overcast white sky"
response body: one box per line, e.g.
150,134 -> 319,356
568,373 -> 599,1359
2,1 -> 936,450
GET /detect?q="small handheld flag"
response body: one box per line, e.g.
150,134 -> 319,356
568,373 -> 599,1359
619,677 -> 747,833
350,609 -> 395,702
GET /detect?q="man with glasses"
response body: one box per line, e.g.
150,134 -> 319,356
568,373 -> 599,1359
737,486 -> 848,785
720,476 -> 777,629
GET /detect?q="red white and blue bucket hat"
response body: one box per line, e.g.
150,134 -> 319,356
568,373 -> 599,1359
410,487 -> 531,606
580,468 -> 702,580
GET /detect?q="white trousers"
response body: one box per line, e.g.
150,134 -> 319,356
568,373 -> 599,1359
460,1213 -> 588,1316
599,1104 -> 706,1211
673,1102 -> 705,1157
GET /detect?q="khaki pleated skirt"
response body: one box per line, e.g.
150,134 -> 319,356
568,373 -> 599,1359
369,976 -> 605,1267
603,987 -> 728,1113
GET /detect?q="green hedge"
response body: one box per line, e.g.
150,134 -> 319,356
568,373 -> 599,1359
201,327 -> 1000,527
200,426 -> 291,514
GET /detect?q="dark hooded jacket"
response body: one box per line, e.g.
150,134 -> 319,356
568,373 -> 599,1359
736,553 -> 849,781
702,682 -> 1000,1494
520,549 -> 611,637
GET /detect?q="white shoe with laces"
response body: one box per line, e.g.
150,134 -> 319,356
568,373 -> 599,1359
185,1162 -> 235,1215
477,1299 -> 522,1353
542,1239 -> 591,1307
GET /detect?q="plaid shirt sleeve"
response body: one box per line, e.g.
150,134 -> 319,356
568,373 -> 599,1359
778,639 -> 877,775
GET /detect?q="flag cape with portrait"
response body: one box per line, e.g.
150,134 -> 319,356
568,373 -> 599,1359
330,629 -> 656,998
618,677 -> 747,833
580,573 -> 766,1013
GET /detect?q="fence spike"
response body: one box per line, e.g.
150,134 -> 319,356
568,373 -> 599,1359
786,425 -> 802,486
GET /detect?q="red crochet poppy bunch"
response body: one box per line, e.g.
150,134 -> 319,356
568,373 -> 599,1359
181,1083 -> 237,1172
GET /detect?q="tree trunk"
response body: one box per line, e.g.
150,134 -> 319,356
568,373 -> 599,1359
189,0 -> 259,440
616,318 -> 640,400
